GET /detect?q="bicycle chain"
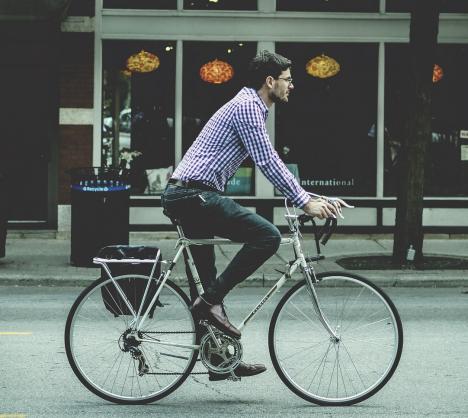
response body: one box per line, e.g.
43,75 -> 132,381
140,331 -> 205,375
142,331 -> 196,334
147,372 -> 208,375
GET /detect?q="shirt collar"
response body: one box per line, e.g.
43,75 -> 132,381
241,87 -> 269,117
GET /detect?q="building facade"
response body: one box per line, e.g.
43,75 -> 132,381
4,0 -> 468,233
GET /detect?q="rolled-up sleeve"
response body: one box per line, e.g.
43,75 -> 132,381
233,101 -> 309,208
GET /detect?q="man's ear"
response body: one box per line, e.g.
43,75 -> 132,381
265,75 -> 275,89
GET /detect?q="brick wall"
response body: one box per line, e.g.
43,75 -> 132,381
59,33 -> 94,108
58,125 -> 93,203
58,31 -> 94,204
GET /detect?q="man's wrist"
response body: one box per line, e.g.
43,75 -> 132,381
296,190 -> 310,208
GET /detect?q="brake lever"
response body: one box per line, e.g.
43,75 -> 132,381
327,197 -> 354,219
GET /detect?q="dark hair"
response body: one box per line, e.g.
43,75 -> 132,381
247,50 -> 292,90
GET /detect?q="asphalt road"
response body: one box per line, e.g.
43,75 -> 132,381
0,286 -> 467,418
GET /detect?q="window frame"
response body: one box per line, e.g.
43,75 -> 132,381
93,0 -> 468,200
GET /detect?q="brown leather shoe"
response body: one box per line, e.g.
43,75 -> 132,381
190,296 -> 241,339
209,361 -> 267,381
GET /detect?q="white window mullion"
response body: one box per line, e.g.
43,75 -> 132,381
93,0 -> 103,166
258,0 -> 276,13
175,40 -> 183,166
376,42 -> 385,198
255,41 -> 275,198
380,0 -> 386,14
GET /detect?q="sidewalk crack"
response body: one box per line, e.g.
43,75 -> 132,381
375,240 -> 387,250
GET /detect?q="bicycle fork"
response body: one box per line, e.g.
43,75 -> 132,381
294,241 -> 340,342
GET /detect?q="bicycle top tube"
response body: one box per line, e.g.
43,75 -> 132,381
176,237 -> 294,246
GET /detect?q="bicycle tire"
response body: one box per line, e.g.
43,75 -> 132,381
269,272 -> 403,406
65,275 -> 199,404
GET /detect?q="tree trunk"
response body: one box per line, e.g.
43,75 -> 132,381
392,0 -> 442,264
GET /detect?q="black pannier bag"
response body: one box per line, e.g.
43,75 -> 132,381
98,246 -> 162,317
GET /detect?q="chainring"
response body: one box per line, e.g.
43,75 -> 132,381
199,331 -> 243,374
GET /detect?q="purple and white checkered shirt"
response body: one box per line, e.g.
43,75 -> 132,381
172,87 -> 310,207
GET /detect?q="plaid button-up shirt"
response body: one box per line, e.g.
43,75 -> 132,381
172,87 -> 310,207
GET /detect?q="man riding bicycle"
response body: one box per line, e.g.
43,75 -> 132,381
161,50 -> 343,381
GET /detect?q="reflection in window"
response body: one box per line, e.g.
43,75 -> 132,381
277,0 -> 378,12
102,41 -> 176,195
103,0 -> 176,9
184,0 -> 257,10
385,44 -> 468,197
275,43 -> 378,197
182,41 -> 257,195
386,0 -> 468,13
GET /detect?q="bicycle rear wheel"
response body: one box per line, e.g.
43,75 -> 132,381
65,275 -> 198,404
269,272 -> 403,406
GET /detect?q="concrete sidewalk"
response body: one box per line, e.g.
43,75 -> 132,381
0,231 -> 467,287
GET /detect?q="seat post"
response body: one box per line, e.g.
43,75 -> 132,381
172,218 -> 185,238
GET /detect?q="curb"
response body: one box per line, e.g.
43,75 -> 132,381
1,273 -> 467,288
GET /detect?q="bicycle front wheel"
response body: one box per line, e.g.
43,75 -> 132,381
65,275 -> 198,404
269,272 -> 403,406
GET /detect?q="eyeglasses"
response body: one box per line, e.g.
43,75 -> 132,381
277,77 -> 294,86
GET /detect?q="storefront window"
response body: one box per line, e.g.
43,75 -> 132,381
102,40 -> 176,195
385,44 -> 468,197
276,0 -> 378,13
275,43 -> 378,197
182,41 -> 257,195
103,0 -> 176,9
386,1 -> 468,13
184,0 -> 257,10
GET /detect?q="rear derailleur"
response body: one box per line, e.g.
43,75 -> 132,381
119,329 -> 150,376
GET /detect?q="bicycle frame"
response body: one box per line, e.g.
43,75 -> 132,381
95,204 -> 339,351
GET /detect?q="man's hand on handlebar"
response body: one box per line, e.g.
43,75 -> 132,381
302,198 -> 337,219
302,196 -> 354,220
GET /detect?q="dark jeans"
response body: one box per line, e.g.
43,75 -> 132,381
161,184 -> 281,304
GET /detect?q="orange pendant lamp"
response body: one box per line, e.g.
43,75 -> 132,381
306,54 -> 340,79
200,59 -> 234,84
126,50 -> 160,73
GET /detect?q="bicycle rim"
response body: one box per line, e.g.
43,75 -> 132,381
269,273 -> 403,406
65,275 -> 198,404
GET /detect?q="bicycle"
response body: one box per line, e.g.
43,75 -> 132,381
65,195 -> 403,406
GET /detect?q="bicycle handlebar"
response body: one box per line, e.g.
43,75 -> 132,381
284,193 -> 353,253
298,214 -> 337,250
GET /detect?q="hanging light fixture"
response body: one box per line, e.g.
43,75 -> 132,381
433,64 -> 443,83
306,54 -> 340,79
126,50 -> 160,73
200,59 -> 234,84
